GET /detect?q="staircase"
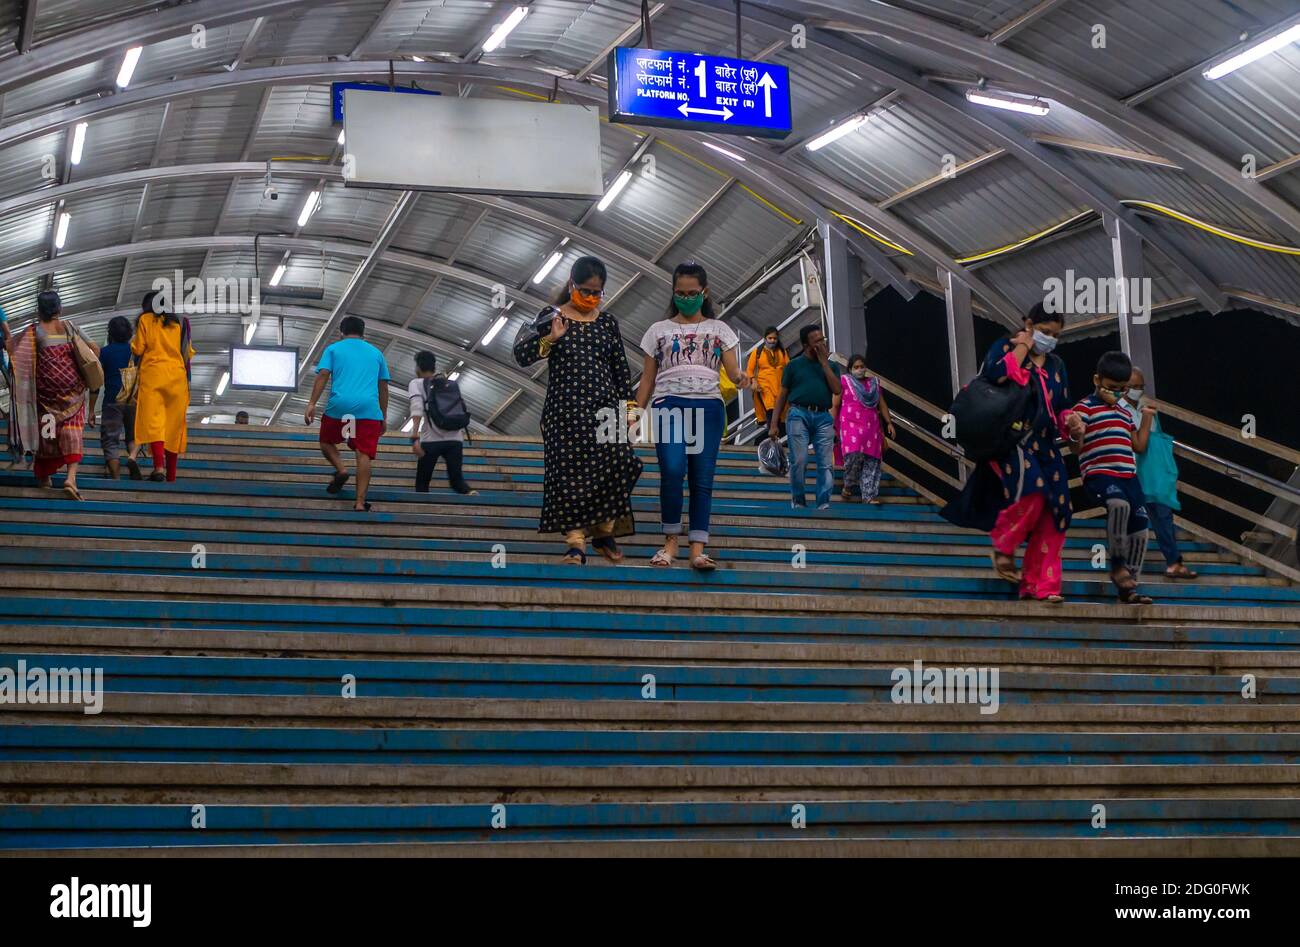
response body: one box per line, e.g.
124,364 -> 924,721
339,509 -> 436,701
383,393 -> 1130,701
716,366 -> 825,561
2,425 -> 1300,856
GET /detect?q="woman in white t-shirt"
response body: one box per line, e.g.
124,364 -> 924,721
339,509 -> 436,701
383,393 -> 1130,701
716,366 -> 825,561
634,262 -> 750,571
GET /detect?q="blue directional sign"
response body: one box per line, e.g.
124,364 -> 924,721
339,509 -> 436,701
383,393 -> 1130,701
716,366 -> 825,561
331,82 -> 441,123
607,46 -> 793,139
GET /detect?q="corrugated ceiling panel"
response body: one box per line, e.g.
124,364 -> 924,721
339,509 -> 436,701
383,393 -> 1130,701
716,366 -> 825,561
1004,0 -> 1299,99
0,131 -> 65,202
798,100 -> 994,202
138,179 -> 231,240
0,205 -> 52,272
585,139 -> 728,256
893,156 -> 1085,256
251,0 -> 392,59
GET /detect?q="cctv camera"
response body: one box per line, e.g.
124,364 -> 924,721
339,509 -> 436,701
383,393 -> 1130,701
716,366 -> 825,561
263,185 -> 279,200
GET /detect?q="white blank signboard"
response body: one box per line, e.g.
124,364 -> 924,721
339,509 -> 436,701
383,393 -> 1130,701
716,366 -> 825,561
342,89 -> 604,199
230,346 -> 298,391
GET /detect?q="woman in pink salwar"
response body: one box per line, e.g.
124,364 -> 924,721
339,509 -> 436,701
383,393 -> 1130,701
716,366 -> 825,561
836,355 -> 895,503
942,304 -> 1085,603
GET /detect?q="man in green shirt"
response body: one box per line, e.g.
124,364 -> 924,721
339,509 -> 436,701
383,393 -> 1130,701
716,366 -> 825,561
769,324 -> 842,509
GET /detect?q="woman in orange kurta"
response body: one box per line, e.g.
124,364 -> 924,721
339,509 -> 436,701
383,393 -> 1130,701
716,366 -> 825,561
747,325 -> 789,437
132,292 -> 193,482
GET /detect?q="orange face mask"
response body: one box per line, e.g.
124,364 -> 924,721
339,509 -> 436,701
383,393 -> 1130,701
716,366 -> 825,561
569,287 -> 601,313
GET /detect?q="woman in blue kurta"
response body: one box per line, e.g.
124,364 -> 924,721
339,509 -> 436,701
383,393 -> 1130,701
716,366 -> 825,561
942,304 -> 1084,602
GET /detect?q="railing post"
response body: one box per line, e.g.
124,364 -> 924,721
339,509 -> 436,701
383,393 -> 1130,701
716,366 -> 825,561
1106,214 -> 1157,399
818,219 -> 866,359
941,267 -> 976,484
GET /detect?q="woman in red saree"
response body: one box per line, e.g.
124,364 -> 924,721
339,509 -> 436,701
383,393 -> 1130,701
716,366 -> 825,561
9,290 -> 95,500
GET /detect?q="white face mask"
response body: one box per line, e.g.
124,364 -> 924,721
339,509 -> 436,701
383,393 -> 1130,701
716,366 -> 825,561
1126,388 -> 1144,406
764,340 -> 777,349
1031,329 -> 1057,355
851,368 -> 868,378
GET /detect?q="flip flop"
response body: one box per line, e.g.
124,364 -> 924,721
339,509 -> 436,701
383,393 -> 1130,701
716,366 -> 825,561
353,501 -> 372,513
990,551 -> 1021,584
1165,563 -> 1198,580
690,554 -> 717,572
126,458 -> 143,481
561,547 -> 587,565
327,471 -> 350,494
591,536 -> 624,563
62,483 -> 84,501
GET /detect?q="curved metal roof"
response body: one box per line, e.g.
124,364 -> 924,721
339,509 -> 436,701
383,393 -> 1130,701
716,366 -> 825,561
1,0 -> 1297,429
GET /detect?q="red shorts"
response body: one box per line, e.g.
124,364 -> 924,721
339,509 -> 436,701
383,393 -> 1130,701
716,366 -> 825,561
320,415 -> 383,459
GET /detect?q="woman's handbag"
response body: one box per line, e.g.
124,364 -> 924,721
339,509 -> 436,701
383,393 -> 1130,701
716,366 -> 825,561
69,325 -> 105,390
116,363 -> 140,404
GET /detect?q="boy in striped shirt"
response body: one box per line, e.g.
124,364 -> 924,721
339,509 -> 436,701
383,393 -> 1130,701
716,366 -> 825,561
1072,350 -> 1158,605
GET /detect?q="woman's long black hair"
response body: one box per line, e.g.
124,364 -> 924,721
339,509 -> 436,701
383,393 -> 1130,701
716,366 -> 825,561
664,261 -> 718,319
552,255 -> 608,306
142,290 -> 179,328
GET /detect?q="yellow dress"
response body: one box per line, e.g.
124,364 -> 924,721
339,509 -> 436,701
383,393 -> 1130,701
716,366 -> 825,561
132,311 -> 194,454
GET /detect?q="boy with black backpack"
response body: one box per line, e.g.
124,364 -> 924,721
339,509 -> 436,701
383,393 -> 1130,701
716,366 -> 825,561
406,350 -> 477,495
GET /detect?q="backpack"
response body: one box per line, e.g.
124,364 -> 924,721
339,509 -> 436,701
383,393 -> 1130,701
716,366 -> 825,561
422,376 -> 471,431
948,355 -> 1049,461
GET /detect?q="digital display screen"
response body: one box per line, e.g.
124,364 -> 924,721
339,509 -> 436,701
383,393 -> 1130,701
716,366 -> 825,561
230,345 -> 299,392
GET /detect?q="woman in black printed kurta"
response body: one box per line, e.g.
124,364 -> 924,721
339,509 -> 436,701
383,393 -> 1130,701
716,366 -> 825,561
513,256 -> 643,564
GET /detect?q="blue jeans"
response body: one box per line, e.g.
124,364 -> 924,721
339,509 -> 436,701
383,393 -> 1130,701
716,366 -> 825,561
1147,501 -> 1183,566
654,396 -> 723,544
786,405 -> 835,507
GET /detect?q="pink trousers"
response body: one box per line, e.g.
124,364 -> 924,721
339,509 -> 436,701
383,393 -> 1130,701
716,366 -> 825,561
991,492 -> 1066,599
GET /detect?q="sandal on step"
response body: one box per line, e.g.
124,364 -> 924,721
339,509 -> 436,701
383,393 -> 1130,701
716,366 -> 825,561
1165,562 -> 1198,580
62,483 -> 84,502
562,547 -> 587,565
126,458 -> 143,480
591,536 -> 624,563
1113,567 -> 1152,605
650,548 -> 674,568
1042,594 -> 1065,605
327,471 -> 350,494
690,554 -> 717,572
990,550 -> 1021,584
354,501 -> 373,513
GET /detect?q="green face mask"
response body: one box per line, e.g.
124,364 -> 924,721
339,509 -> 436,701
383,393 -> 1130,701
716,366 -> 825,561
673,293 -> 705,316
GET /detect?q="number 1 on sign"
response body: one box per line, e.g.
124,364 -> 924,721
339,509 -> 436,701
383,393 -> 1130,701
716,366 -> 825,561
694,60 -> 707,97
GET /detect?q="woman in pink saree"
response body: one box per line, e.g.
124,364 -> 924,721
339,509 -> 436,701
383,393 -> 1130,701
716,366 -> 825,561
9,290 -> 95,500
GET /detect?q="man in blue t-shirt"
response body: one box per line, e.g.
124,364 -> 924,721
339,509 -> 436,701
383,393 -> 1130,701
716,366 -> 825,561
90,315 -> 142,480
304,315 -> 390,512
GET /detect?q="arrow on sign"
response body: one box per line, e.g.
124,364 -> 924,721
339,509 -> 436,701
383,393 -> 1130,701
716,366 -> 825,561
678,102 -> 734,121
758,72 -> 778,118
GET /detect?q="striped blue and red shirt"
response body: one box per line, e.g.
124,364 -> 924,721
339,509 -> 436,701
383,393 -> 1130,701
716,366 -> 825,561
1073,394 -> 1137,478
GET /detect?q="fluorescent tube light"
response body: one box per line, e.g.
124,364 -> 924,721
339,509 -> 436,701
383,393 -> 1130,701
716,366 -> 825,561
116,47 -> 143,88
965,89 -> 1051,115
805,113 -> 870,152
70,123 -> 88,165
297,190 -> 321,228
701,141 -> 746,162
479,314 -> 509,347
532,250 -> 563,284
1204,24 -> 1300,79
596,170 -> 633,212
483,7 -> 529,53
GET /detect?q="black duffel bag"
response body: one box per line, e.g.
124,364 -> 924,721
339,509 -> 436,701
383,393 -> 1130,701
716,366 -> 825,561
948,360 -> 1041,461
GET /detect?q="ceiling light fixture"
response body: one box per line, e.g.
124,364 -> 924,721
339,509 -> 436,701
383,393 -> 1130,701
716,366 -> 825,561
1204,24 -> 1300,79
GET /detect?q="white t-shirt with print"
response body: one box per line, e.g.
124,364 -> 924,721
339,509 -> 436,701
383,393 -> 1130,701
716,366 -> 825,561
640,317 -> 740,399
407,376 -> 465,443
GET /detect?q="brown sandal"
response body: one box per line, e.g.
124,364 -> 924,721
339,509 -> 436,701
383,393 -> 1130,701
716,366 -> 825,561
1165,562 -> 1198,580
990,550 -> 1021,584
